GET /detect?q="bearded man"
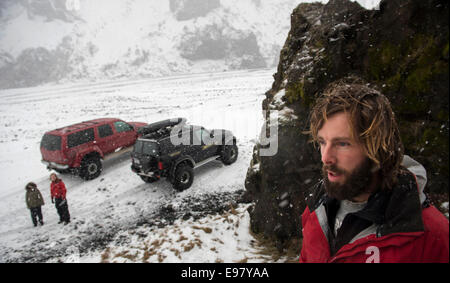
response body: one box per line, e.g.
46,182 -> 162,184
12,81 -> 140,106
299,78 -> 449,263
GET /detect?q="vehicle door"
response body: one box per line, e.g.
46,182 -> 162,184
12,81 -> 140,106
113,120 -> 137,148
66,128 -> 95,166
132,139 -> 160,172
199,128 -> 220,158
95,123 -> 116,154
190,126 -> 215,163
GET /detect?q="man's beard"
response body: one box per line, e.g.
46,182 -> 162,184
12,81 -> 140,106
322,158 -> 375,201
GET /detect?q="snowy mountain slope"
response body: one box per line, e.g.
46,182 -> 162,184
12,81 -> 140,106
0,0 -> 381,89
0,0 -> 304,89
0,69 -> 277,263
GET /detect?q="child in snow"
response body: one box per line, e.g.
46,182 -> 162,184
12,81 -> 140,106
50,173 -> 71,225
25,182 -> 45,227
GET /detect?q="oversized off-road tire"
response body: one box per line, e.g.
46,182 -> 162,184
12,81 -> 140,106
173,163 -> 194,191
79,155 -> 102,180
221,144 -> 238,165
140,175 -> 159,183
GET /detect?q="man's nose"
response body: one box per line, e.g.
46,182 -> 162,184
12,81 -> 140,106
321,144 -> 336,165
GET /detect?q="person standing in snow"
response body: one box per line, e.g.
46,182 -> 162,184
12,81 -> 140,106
50,173 -> 71,225
300,77 -> 449,263
25,182 -> 45,227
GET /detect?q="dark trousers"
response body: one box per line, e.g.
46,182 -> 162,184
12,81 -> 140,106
55,198 -> 70,223
30,206 -> 43,226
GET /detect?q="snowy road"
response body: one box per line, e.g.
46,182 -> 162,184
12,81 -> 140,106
0,69 -> 274,262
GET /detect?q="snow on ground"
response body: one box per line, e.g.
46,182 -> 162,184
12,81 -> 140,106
67,204 -> 279,263
0,69 -> 293,263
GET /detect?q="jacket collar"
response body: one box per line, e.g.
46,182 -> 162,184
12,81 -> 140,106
377,171 -> 425,236
307,170 -> 426,239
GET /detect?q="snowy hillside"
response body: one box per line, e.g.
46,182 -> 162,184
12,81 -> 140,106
0,0 -> 303,89
0,0 -> 381,89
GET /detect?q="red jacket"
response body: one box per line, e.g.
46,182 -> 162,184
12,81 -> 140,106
299,157 -> 449,263
50,180 -> 67,200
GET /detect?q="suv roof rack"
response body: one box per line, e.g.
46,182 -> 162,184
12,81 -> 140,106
139,118 -> 187,140
138,118 -> 186,136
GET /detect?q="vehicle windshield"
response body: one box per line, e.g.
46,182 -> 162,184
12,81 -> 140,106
134,140 -> 159,156
41,134 -> 61,151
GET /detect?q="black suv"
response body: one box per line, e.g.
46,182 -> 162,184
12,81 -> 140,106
131,118 -> 238,191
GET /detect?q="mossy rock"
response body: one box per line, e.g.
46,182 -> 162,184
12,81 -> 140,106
368,34 -> 449,115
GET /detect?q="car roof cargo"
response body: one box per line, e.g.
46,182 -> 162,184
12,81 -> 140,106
139,117 -> 187,138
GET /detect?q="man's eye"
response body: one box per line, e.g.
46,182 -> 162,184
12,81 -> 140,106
338,142 -> 350,147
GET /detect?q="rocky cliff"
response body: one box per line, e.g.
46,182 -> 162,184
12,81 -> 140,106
244,0 -> 449,250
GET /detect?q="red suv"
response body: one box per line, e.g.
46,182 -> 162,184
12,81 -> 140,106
40,118 -> 147,180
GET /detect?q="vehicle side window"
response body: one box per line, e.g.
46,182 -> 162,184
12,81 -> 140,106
193,128 -> 211,145
98,124 -> 113,138
114,121 -> 133,133
193,129 -> 202,145
201,129 -> 211,142
67,128 -> 95,148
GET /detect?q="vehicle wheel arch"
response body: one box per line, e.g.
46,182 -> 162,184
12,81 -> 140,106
170,156 -> 195,180
74,148 -> 103,167
79,151 -> 103,180
172,162 -> 195,191
82,151 -> 102,161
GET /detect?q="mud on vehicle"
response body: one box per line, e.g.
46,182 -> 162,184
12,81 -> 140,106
131,118 -> 238,191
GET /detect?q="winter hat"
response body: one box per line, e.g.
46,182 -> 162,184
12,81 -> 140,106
25,182 -> 37,190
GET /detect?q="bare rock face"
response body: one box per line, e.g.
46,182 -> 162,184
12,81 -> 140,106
179,24 -> 266,69
244,0 -> 449,249
0,37 -> 74,89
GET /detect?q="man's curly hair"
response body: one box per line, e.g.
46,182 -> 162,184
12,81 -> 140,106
307,77 -> 404,191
